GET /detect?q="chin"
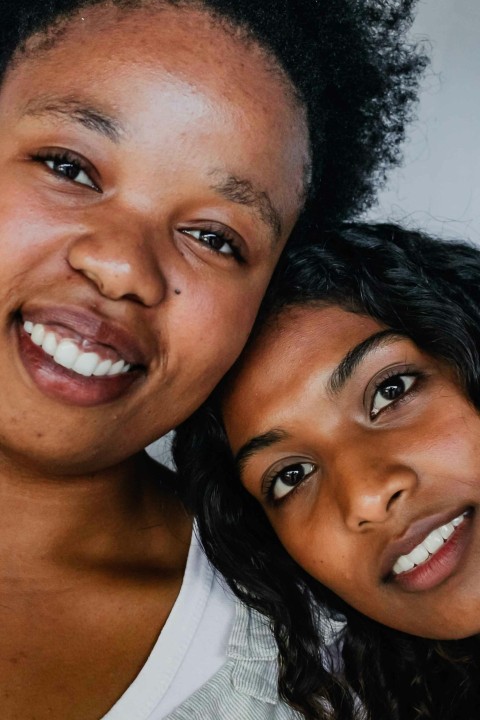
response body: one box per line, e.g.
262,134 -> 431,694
395,615 -> 480,641
428,625 -> 480,641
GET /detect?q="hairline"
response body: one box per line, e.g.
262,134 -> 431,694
4,0 -> 313,203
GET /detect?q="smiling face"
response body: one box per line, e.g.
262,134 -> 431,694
223,305 -> 480,639
0,3 -> 308,474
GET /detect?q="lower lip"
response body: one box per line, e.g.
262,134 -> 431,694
17,322 -> 141,407
392,512 -> 473,592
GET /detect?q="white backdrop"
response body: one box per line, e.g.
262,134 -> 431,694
366,0 -> 480,243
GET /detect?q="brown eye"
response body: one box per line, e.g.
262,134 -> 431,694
45,158 -> 95,188
370,374 -> 417,418
33,150 -> 100,191
181,229 -> 235,255
270,461 -> 316,500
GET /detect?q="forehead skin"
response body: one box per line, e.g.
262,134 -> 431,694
4,3 -> 309,228
224,306 -> 383,449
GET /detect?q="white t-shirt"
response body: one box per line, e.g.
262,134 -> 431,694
102,530 -> 237,720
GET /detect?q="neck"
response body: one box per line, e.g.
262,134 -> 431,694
0,451 -> 190,582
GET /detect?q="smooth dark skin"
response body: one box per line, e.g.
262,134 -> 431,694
225,306 -> 480,640
0,4 -> 308,718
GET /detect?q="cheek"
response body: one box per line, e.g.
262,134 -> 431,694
410,403 -> 480,478
0,180 -> 67,262
149,276 -> 267,421
171,275 -> 267,365
0,217 -> 72,310
272,503 -> 370,605
273,509 -> 346,583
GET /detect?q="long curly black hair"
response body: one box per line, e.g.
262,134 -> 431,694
0,0 -> 426,229
173,224 -> 480,719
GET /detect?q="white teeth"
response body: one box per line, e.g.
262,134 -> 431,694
423,529 -> 444,554
23,321 -> 129,378
392,512 -> 467,576
54,340 -> 80,369
440,523 -> 455,540
72,352 -> 101,377
42,332 -> 58,357
108,360 -> 125,376
394,555 -> 415,573
408,544 -> 430,565
93,359 -> 113,377
31,324 -> 45,346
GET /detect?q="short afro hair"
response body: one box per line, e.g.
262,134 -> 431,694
0,0 -> 427,231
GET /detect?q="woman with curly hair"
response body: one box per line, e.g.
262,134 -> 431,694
0,1 -> 424,717
175,224 -> 480,720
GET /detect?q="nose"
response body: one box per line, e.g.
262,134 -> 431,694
67,220 -> 167,307
333,441 -> 418,531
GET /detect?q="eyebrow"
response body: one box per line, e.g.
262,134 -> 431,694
234,429 -> 289,474
210,174 -> 282,241
328,329 -> 407,395
233,331 -> 408,472
21,96 -> 124,143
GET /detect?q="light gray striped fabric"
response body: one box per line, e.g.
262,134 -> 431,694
165,598 -> 305,719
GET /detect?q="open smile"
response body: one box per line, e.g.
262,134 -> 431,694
385,508 -> 474,592
24,321 -> 131,377
392,511 -> 468,575
16,308 -> 147,407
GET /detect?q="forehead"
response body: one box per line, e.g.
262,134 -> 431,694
3,3 -> 309,220
19,5 -> 283,88
235,305 -> 383,381
223,306 -> 383,429
11,6 -> 290,106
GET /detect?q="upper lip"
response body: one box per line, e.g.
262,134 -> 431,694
379,506 -> 469,579
21,305 -> 151,367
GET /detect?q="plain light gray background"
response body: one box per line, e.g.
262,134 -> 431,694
366,0 -> 480,242
149,0 -> 480,462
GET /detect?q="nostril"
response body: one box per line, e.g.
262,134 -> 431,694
123,292 -> 145,304
387,490 -> 402,511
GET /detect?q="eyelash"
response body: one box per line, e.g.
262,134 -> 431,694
31,149 -> 100,191
263,461 -> 317,506
180,227 -> 244,263
369,367 -> 425,420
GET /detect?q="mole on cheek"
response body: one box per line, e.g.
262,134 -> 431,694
174,289 -> 182,295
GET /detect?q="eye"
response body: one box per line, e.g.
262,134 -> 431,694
370,374 -> 417,418
181,228 -> 242,261
267,461 -> 316,501
32,150 -> 100,191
